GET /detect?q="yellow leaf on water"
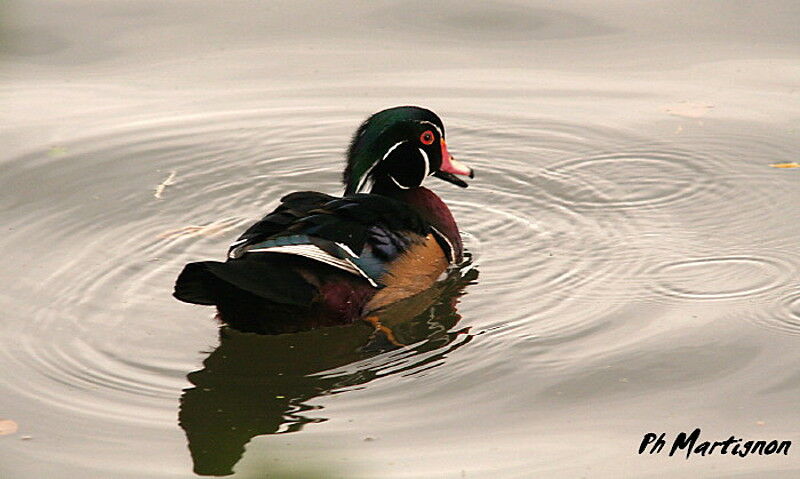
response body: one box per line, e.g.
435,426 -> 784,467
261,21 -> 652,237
48,146 -> 68,157
0,419 -> 19,436
769,162 -> 800,168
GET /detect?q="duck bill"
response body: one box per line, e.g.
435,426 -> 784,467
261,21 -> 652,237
434,140 -> 474,188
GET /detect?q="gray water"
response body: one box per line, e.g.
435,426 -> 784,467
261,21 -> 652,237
2,1 -> 799,478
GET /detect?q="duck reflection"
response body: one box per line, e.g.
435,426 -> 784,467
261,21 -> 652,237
179,267 -> 477,476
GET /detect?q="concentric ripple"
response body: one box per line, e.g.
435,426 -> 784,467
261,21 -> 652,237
745,289 -> 800,336
2,104 -> 799,446
536,151 -> 712,209
0,107 -> 361,423
436,116 -> 671,338
651,255 -> 794,300
768,292 -> 800,335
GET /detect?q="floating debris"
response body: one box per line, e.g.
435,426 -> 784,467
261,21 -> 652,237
662,101 -> 714,118
154,170 -> 178,199
0,419 -> 19,436
769,162 -> 800,168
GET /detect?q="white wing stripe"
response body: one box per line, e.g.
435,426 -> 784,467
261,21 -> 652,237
335,242 -> 358,258
245,244 -> 379,287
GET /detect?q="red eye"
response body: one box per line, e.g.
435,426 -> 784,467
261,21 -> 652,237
420,130 -> 435,145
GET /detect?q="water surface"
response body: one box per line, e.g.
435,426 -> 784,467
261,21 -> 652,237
2,1 -> 799,477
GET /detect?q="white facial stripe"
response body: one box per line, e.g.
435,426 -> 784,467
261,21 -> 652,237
416,120 -> 443,138
355,161 -> 378,194
389,174 -> 411,190
362,176 -> 375,193
390,147 -> 428,189
355,140 -> 408,194
383,140 -> 407,159
418,148 -> 430,178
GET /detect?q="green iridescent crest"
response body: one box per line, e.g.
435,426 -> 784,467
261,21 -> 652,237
343,106 -> 444,195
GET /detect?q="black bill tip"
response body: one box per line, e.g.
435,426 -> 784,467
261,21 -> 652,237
433,170 -> 471,188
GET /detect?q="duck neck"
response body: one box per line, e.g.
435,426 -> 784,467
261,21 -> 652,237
371,182 -> 463,263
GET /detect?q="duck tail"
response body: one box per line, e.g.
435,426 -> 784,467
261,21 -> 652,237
173,258 -> 316,308
173,261 -> 223,306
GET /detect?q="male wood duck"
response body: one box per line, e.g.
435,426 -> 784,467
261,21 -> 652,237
174,106 -> 474,334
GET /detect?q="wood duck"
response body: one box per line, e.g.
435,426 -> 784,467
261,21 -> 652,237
173,106 -> 474,334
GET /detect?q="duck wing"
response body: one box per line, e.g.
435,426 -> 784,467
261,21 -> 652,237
174,191 -> 431,308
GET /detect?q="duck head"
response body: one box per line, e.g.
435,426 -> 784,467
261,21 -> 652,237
343,106 -> 474,195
